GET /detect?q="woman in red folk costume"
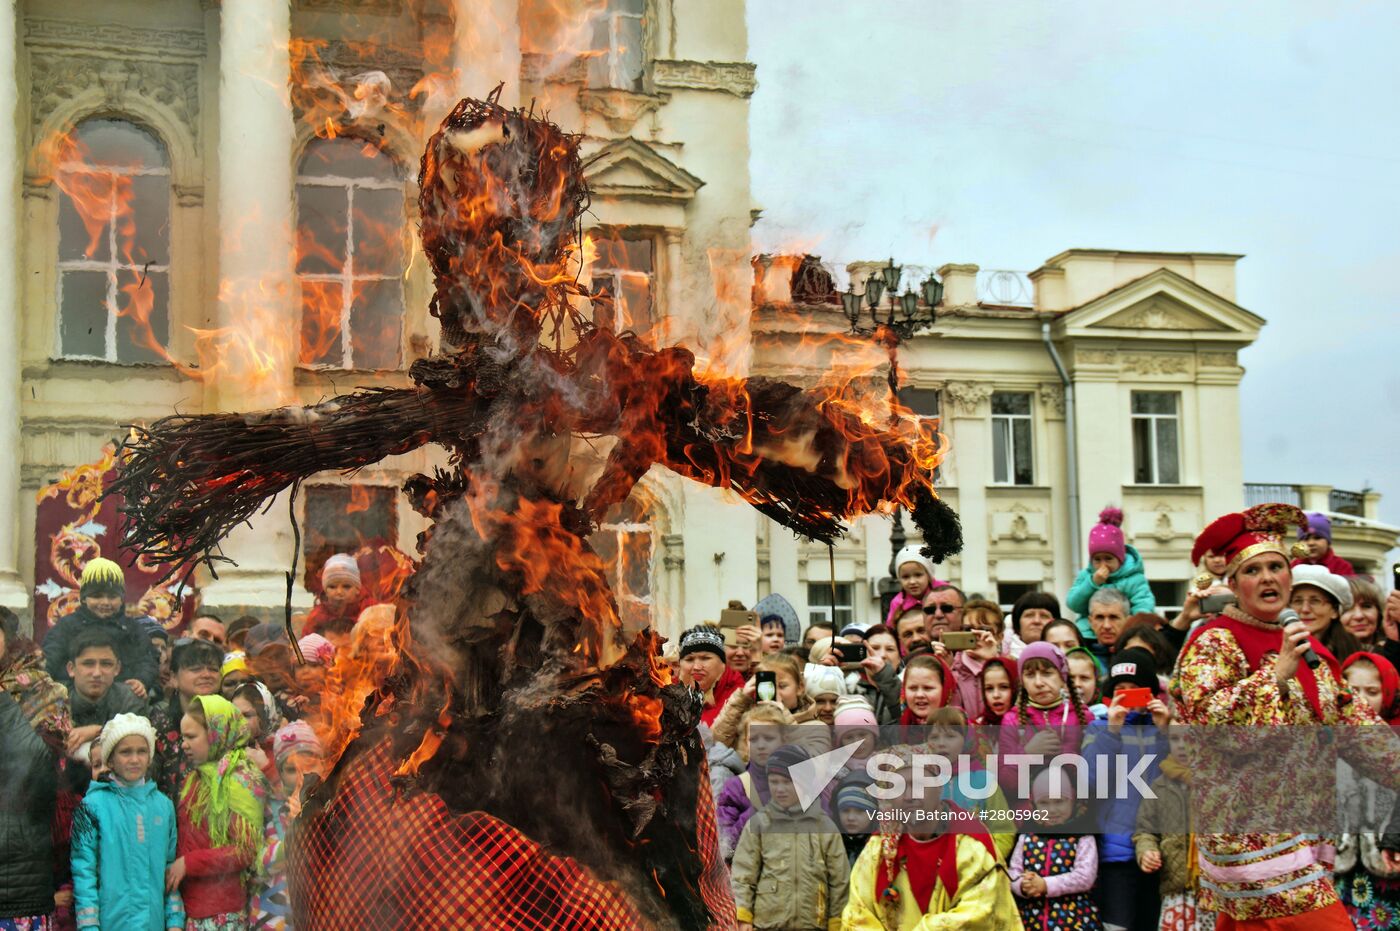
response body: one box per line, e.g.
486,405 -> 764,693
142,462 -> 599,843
1170,504 -> 1400,930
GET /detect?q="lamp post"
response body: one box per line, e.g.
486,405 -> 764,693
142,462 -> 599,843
840,257 -> 944,622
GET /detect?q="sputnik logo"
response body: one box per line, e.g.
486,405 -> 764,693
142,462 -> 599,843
789,742 -> 863,810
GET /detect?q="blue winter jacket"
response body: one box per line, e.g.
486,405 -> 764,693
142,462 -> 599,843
71,777 -> 185,931
1066,544 -> 1157,640
1085,712 -> 1167,864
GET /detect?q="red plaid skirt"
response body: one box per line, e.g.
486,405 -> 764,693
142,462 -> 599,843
290,740 -> 736,930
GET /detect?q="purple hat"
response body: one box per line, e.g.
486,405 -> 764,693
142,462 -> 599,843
1019,641 -> 1068,678
1088,507 -> 1126,563
1299,512 -> 1332,543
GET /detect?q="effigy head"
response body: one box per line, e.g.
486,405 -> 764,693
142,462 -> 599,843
418,94 -> 588,349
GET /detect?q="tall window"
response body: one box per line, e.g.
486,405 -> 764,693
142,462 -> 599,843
996,582 -> 1037,614
301,484 -> 397,591
591,494 -> 654,631
898,387 -> 943,483
991,392 -> 1034,485
807,582 -> 854,628
1132,392 -> 1181,484
588,0 -> 646,91
590,231 -> 654,336
55,119 -> 171,364
295,138 -> 406,371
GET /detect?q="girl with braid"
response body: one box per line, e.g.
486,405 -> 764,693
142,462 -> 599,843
996,642 -> 1092,799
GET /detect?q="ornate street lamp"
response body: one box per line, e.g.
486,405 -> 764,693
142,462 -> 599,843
844,258 -> 941,341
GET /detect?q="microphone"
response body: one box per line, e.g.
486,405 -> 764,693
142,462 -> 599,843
1278,608 -> 1320,670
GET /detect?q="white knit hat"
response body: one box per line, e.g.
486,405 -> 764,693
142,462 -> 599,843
804,663 -> 849,699
893,544 -> 938,581
321,553 -> 362,588
99,712 -> 157,764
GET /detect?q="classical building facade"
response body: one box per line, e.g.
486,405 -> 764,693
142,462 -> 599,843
6,0 -> 757,632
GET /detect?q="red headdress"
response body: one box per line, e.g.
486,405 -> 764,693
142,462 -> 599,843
1342,651 -> 1400,725
1191,504 -> 1309,579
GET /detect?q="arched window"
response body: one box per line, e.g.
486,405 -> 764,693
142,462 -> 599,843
55,119 -> 171,363
295,137 -> 407,371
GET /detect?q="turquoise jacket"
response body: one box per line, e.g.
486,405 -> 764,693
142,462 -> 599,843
1066,544 -> 1156,639
71,777 -> 185,931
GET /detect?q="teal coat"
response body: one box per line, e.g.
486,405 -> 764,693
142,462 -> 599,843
71,778 -> 185,931
1066,544 -> 1156,639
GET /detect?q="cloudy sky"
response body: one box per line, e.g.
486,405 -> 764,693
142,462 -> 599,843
746,0 -> 1400,540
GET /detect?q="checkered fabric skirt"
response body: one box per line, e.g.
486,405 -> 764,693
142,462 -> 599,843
289,739 -> 736,930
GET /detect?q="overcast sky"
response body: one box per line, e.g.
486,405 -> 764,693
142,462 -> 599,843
747,0 -> 1400,542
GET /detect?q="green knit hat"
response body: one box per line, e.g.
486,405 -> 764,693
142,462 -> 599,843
79,557 -> 125,596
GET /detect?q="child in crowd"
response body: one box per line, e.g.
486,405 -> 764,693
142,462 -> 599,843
1066,507 -> 1156,640
925,707 -> 1015,861
1088,646 -> 1169,931
852,625 -> 904,724
231,681 -> 285,785
1009,767 -> 1100,929
834,777 -> 878,865
1334,652 -> 1400,927
70,713 -> 184,931
251,721 -> 324,931
899,654 -> 952,725
843,758 -> 1019,928
977,656 -> 1017,726
1134,709 -> 1215,931
170,694 -> 269,931
711,652 -> 814,751
300,553 -> 372,646
716,702 -> 794,860
833,696 -> 880,780
803,663 -> 848,724
220,652 -> 252,699
291,634 -> 335,714
883,545 -> 944,627
998,643 -> 1093,797
730,745 -> 849,931
1292,511 -> 1356,576
1064,647 -> 1107,721
752,593 -> 800,654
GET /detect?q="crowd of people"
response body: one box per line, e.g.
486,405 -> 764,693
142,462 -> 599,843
1,553 -> 376,931
2,505 -> 1399,930
672,507 -> 1400,930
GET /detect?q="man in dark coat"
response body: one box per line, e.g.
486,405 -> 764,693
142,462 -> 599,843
42,557 -> 158,699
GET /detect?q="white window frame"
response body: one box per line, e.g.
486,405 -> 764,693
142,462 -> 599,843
295,143 -> 405,371
591,1 -> 646,90
990,391 -> 1035,486
55,135 -> 170,363
597,508 -> 654,621
1131,391 -> 1182,485
591,230 -> 655,335
807,581 -> 855,628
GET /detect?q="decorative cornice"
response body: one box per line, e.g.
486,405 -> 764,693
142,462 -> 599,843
24,17 -> 207,58
584,136 -> 704,203
652,59 -> 757,98
1037,383 -> 1065,415
29,52 -> 203,152
578,87 -> 669,134
1120,352 -> 1191,376
521,54 -> 587,86
1198,351 -> 1238,367
943,380 -> 991,416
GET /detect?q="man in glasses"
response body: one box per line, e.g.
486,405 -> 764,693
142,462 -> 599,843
148,637 -> 223,799
922,584 -> 966,638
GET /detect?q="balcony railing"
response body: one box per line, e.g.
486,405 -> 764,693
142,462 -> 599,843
1244,483 -> 1302,508
976,269 -> 1034,307
1329,489 -> 1366,517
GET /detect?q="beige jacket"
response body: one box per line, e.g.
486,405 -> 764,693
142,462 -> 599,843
730,801 -> 849,931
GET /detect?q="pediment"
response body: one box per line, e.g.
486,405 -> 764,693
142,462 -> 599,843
583,138 -> 704,204
1093,294 -> 1225,331
1058,267 -> 1264,339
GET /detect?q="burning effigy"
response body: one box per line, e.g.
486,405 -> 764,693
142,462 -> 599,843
109,91 -> 961,929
